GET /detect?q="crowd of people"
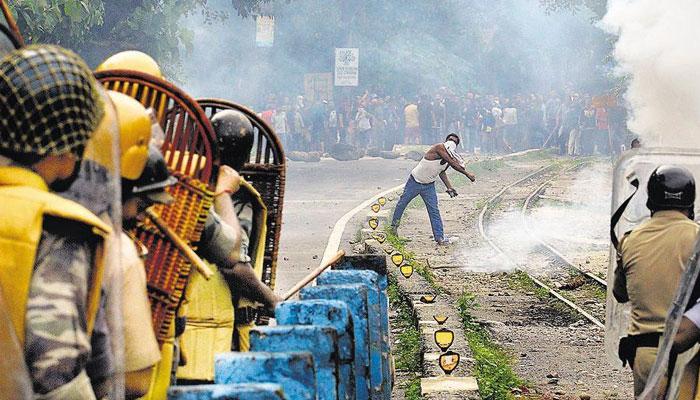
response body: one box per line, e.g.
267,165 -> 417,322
257,88 -> 632,157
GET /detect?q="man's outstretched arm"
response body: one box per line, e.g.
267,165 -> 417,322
435,145 -> 476,181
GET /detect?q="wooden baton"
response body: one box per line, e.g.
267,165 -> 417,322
282,250 -> 346,300
145,209 -> 214,280
0,2 -> 24,47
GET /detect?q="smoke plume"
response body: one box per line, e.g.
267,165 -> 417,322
603,0 -> 700,148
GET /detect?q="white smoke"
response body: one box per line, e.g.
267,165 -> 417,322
602,0 -> 700,148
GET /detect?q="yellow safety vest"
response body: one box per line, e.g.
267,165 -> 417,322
0,166 -> 111,347
176,181 -> 267,380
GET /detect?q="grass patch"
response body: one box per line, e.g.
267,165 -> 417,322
384,227 -> 442,293
585,283 -> 607,302
353,226 -> 363,243
405,377 -> 422,400
510,148 -> 555,161
507,270 -> 583,322
457,291 -> 524,399
388,273 -> 423,398
507,270 -> 550,301
389,274 -> 421,372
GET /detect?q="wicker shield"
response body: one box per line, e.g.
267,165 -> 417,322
197,99 -> 286,290
96,70 -> 219,345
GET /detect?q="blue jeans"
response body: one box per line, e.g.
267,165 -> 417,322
391,175 -> 444,242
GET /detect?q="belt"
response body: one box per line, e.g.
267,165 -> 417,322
618,332 -> 662,369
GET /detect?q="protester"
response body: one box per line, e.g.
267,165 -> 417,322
254,87 -> 624,157
391,134 -> 476,245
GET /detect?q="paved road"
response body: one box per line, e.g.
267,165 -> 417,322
274,157 -> 415,294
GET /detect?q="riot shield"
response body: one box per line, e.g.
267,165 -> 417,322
198,98 -> 286,291
63,87 -> 126,398
94,70 -> 219,347
607,147 -> 700,398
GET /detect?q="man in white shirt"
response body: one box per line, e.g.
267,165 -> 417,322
390,134 -> 476,245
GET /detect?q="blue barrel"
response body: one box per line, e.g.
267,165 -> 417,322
334,255 -> 392,398
318,270 -> 387,399
214,352 -> 316,400
275,300 -> 355,400
301,284 -> 371,399
250,326 -> 339,400
168,383 -> 285,399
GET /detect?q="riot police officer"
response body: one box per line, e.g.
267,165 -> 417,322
614,165 -> 700,397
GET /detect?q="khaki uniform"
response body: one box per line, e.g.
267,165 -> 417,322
117,232 -> 161,373
615,210 -> 700,397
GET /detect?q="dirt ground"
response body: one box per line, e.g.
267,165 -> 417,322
388,153 -> 634,399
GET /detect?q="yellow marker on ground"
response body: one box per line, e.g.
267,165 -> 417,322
439,351 -> 460,375
434,328 -> 455,352
433,315 -> 448,325
420,295 -> 437,303
371,203 -> 381,213
372,232 -> 386,243
378,197 -> 387,206
391,253 -> 404,267
368,217 -> 379,230
400,264 -> 413,278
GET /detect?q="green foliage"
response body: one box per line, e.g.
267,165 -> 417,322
507,270 -> 550,300
506,270 -> 582,322
11,0 -> 105,45
384,226 -> 441,293
457,291 -> 523,399
8,0 -> 259,77
404,377 -> 422,400
230,0 -> 276,17
539,0 -> 607,19
388,274 -> 422,373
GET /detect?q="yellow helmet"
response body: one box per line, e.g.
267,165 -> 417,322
95,50 -> 163,79
87,90 -> 152,180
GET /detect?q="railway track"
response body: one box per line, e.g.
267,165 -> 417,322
478,162 -> 607,329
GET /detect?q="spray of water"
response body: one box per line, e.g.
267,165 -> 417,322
602,0 -> 700,148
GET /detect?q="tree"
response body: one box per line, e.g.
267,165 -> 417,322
8,0 -> 263,76
539,0 -> 607,19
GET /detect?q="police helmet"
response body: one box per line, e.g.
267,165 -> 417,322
125,146 -> 177,204
646,165 -> 696,213
0,45 -> 103,164
96,50 -> 163,79
211,109 -> 254,171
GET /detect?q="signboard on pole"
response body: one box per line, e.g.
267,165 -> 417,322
256,16 -> 275,47
304,73 -> 334,102
334,48 -> 359,87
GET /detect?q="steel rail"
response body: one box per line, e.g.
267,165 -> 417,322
477,162 -> 605,329
522,178 -> 608,288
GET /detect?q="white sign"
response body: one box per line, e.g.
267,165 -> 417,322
256,16 -> 274,47
334,48 -> 359,87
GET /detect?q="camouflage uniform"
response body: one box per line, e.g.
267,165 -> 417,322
24,216 -> 112,395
